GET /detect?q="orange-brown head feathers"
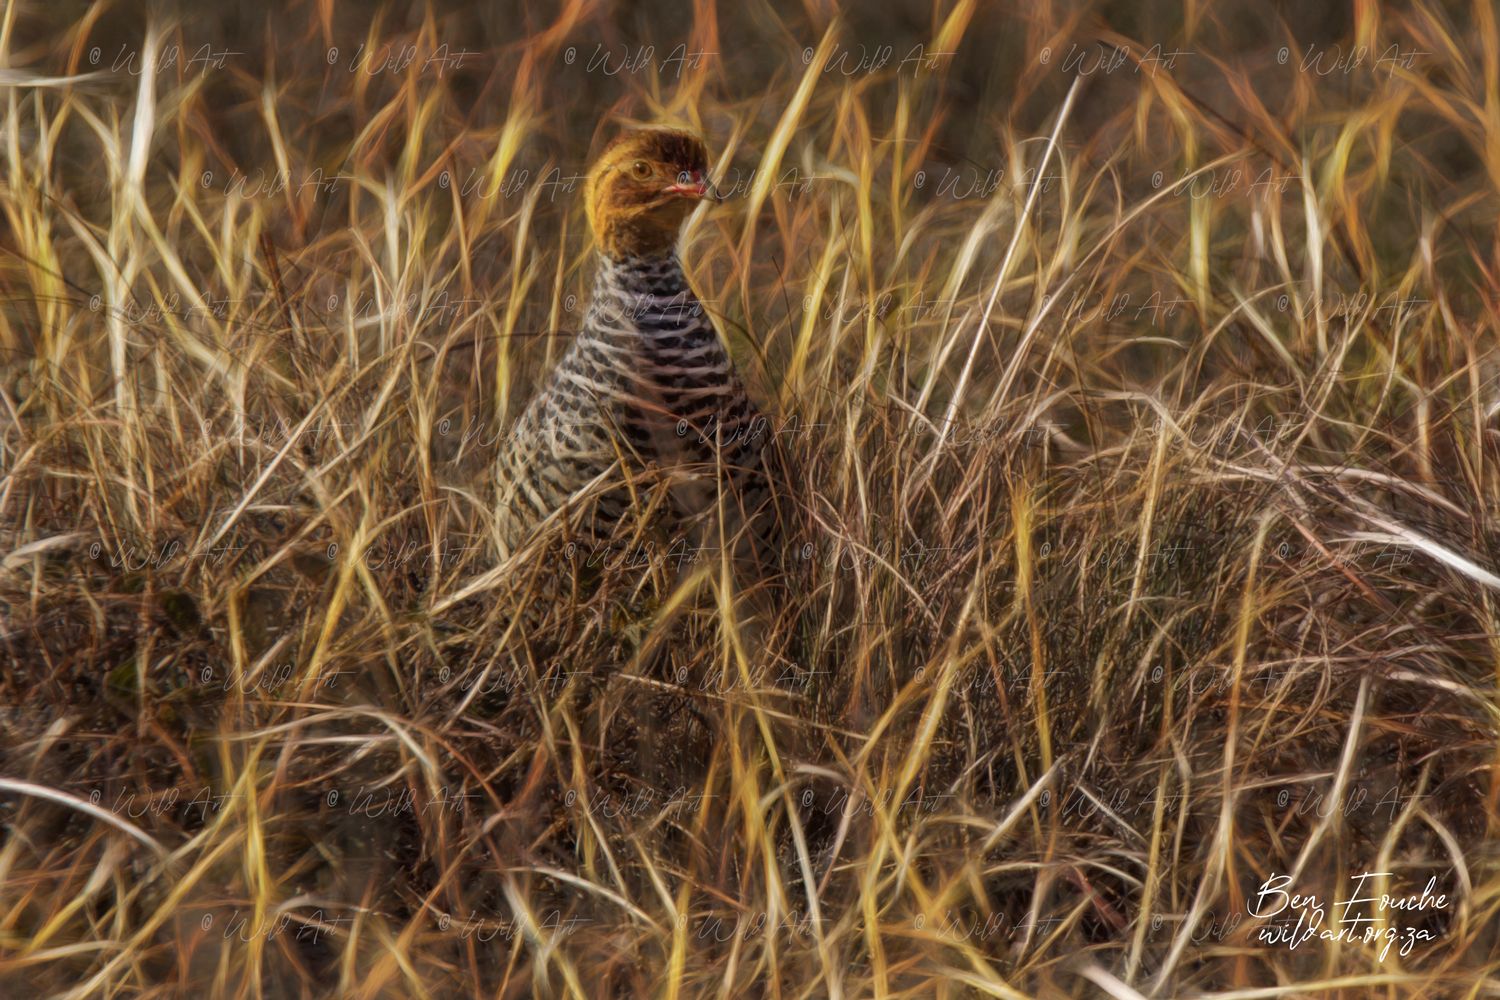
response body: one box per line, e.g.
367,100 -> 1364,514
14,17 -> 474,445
585,127 -> 715,260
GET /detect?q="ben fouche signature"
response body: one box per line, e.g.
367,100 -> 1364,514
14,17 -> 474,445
1250,872 -> 1448,961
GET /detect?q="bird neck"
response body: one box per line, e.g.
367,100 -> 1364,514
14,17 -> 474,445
586,251 -> 707,340
594,250 -> 689,294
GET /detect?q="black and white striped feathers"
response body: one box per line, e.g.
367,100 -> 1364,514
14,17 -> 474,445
496,251 -> 776,571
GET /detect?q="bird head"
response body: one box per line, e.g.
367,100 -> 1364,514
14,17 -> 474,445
585,126 -> 718,260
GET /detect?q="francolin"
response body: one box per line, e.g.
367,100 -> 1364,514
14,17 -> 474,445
494,126 -> 784,629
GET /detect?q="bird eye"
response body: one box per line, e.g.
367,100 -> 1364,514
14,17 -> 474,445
630,160 -> 652,180
676,170 -> 691,184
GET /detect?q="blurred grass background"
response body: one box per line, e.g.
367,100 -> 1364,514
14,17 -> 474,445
3,0 -> 1500,996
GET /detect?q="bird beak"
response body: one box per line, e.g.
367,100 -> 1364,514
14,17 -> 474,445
664,171 -> 723,203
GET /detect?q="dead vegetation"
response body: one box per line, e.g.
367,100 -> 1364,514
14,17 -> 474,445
3,0 -> 1500,996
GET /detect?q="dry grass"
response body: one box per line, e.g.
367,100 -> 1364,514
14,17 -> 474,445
4,0 -> 1500,996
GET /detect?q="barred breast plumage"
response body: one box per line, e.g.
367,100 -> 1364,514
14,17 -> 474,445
497,253 -> 772,557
